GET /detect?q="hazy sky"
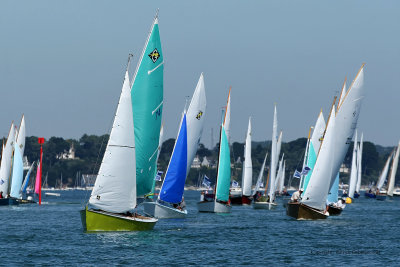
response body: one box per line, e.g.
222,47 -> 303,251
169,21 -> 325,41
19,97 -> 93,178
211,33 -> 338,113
1,0 -> 399,147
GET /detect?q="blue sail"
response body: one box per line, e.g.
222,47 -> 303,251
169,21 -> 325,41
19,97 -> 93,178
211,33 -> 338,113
159,115 -> 188,203
327,172 -> 339,203
21,163 -> 35,194
10,143 -> 24,198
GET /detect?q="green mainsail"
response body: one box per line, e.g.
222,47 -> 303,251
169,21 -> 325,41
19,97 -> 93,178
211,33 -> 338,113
131,17 -> 163,197
215,126 -> 231,202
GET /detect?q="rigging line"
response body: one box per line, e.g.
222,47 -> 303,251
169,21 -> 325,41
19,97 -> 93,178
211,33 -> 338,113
109,145 -> 135,149
148,61 -> 164,75
152,101 -> 164,115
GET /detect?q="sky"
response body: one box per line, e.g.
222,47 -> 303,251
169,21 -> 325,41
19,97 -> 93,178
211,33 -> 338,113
1,0 -> 399,148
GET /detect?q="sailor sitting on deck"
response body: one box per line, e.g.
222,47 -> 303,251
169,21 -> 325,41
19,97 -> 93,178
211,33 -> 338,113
290,189 -> 302,202
335,198 -> 346,209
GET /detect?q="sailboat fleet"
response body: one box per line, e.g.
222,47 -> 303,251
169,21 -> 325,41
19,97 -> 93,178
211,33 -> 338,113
2,12 -> 399,233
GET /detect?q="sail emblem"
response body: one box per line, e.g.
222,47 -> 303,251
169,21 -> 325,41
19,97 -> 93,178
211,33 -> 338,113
148,48 -> 160,63
96,195 -> 100,200
196,111 -> 203,120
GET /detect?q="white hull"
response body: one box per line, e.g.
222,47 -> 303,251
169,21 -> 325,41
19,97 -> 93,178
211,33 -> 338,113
253,201 -> 277,210
197,201 -> 231,213
142,201 -> 187,219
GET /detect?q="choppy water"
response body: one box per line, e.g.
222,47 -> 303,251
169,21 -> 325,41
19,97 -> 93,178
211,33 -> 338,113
1,190 -> 399,266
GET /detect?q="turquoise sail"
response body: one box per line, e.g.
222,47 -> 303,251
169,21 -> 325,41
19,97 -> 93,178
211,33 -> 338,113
327,172 -> 339,203
302,142 -> 316,195
159,115 -> 187,203
131,17 -> 164,197
10,143 -> 24,198
215,126 -> 231,202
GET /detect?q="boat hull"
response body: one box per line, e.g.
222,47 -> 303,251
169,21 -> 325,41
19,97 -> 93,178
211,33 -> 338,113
364,192 -> 376,198
253,201 -> 277,210
353,192 -> 360,198
142,201 -> 187,219
80,208 -> 157,232
0,198 -> 19,206
328,205 -> 343,216
16,199 -> 36,204
197,201 -> 231,213
229,195 -> 252,205
286,202 -> 328,220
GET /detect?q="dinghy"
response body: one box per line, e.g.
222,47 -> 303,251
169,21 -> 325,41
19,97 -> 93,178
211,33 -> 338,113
81,14 -> 163,231
143,73 -> 206,218
198,89 -> 232,213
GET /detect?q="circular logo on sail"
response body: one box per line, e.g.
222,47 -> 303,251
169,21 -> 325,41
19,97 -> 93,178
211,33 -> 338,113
148,48 -> 160,63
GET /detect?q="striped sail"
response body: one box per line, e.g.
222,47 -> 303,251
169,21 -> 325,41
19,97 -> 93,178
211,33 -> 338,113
131,16 -> 164,197
10,142 -> 24,198
89,70 -> 137,213
242,117 -> 252,197
0,123 -> 16,196
159,114 -> 188,203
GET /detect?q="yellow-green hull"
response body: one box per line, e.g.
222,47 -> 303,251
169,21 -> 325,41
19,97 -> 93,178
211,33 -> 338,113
80,208 -> 157,232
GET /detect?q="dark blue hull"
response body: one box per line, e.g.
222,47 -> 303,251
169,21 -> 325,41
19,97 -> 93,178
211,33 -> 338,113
0,198 -> 19,206
364,192 -> 376,198
354,192 -> 360,198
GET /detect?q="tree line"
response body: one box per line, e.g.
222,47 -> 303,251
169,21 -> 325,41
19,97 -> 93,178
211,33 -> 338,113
10,134 -> 398,188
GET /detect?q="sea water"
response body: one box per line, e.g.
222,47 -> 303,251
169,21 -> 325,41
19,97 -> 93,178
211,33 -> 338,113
1,190 -> 399,265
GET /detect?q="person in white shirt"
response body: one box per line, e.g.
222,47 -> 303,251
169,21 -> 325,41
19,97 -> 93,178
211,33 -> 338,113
290,189 -> 303,202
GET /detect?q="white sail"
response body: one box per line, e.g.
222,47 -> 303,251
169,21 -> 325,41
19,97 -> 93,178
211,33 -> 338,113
16,115 -> 26,155
311,110 -> 325,153
356,133 -> 363,193
268,105 -> 278,201
279,160 -> 286,193
328,64 -> 365,189
275,154 -> 284,192
242,117 -> 253,196
185,73 -> 207,175
276,131 -> 283,164
302,106 -> 336,211
89,70 -> 137,213
387,141 -> 400,196
253,152 -> 268,195
348,130 -> 358,198
224,89 -> 231,144
376,151 -> 394,190
0,123 -> 16,195
338,78 -> 347,109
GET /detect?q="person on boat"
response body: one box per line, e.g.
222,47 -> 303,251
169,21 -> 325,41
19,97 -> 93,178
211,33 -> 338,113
290,189 -> 302,202
200,191 -> 205,202
335,198 -> 346,209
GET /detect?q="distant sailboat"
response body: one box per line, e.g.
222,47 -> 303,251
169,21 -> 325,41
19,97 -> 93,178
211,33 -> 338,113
10,116 -> 26,201
348,130 -> 358,199
198,88 -> 232,213
375,150 -> 394,201
354,133 -> 364,198
230,117 -> 253,205
387,141 -> 400,197
81,49 -> 159,230
0,122 -> 18,205
143,73 -> 206,218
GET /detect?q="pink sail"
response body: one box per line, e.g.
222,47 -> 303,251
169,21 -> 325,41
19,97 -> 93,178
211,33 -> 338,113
34,162 -> 41,194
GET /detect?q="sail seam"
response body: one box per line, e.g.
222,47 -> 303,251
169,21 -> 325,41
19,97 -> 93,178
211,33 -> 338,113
148,61 -> 164,75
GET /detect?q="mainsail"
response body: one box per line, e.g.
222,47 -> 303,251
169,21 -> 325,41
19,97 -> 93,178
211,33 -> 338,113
348,131 -> 358,198
0,123 -> 16,195
131,16 -> 164,197
242,117 -> 253,197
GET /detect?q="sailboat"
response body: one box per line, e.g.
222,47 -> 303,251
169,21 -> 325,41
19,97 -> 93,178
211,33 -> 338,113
198,89 -> 232,213
253,105 -> 279,209
374,150 -> 394,201
387,141 -> 400,197
252,152 -> 268,209
347,130 -> 359,201
81,14 -> 162,231
10,116 -> 26,203
0,122 -> 18,205
354,133 -> 364,198
143,73 -> 206,218
18,162 -> 36,203
230,117 -> 253,205
287,64 -> 365,219
326,172 -> 342,215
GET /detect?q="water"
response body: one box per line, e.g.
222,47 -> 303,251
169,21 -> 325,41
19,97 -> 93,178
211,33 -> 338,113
1,190 -> 399,266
